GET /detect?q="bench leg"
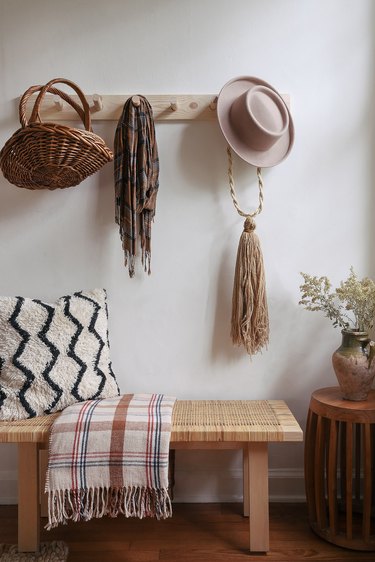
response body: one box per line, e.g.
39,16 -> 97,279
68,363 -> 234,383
246,442 -> 269,552
18,443 -> 40,552
39,447 -> 49,518
242,446 -> 249,516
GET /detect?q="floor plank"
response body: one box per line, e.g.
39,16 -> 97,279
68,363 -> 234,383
0,503 -> 374,561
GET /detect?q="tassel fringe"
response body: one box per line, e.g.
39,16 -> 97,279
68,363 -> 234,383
46,486 -> 172,530
231,217 -> 269,356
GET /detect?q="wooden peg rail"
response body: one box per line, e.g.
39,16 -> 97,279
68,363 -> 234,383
24,93 -> 290,122
25,94 -> 218,122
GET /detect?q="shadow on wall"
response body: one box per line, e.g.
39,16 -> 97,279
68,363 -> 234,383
93,147 -> 116,230
176,120 -> 227,195
0,179 -> 48,221
175,120 -> 244,362
0,97 -> 20,135
211,244 -> 240,362
265,290 -> 338,418
176,116 -> 269,206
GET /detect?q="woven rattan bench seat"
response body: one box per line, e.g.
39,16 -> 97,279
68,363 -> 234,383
0,412 -> 59,443
171,399 -> 302,442
0,399 -> 302,554
0,399 -> 301,443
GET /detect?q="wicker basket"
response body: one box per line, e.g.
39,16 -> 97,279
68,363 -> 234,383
0,78 -> 113,190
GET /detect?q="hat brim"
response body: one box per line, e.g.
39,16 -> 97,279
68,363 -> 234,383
217,76 -> 294,167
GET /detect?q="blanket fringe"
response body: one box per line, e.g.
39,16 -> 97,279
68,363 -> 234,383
46,486 -> 172,530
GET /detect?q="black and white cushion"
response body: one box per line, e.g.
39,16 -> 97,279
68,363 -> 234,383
0,288 -> 119,420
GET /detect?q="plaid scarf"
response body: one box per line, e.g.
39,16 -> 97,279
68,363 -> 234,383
45,393 -> 176,529
114,96 -> 159,277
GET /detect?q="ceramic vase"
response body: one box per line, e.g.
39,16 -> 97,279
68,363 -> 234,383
332,330 -> 375,401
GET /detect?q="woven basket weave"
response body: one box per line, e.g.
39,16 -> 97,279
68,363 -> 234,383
0,78 -> 113,190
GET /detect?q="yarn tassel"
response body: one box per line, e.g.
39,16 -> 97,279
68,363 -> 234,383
231,216 -> 269,356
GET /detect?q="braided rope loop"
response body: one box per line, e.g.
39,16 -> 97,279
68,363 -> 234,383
226,146 -> 264,218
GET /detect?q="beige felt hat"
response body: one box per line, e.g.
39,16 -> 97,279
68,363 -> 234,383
217,76 -> 294,168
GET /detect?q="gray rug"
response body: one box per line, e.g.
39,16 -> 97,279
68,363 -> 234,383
0,542 -> 68,562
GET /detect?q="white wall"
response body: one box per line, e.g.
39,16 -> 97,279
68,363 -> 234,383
0,0 -> 374,503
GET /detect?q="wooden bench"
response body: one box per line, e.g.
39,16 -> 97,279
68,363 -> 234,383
0,399 -> 303,553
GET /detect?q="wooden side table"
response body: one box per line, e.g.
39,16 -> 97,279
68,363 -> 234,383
305,387 -> 375,550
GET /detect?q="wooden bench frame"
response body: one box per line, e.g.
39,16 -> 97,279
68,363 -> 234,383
0,399 -> 303,554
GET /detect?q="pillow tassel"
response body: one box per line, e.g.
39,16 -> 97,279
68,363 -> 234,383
231,217 -> 269,355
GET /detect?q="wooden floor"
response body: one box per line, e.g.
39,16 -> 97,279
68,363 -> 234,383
0,503 -> 374,561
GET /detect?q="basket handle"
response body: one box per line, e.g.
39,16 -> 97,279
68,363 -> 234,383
19,85 -> 87,128
19,78 -> 92,131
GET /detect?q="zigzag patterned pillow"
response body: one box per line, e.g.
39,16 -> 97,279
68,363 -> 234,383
0,288 -> 120,420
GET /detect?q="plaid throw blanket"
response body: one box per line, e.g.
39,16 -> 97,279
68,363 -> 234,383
114,96 -> 159,278
45,394 -> 176,529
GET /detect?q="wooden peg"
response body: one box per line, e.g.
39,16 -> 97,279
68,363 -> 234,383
92,94 -> 103,111
132,95 -> 141,107
53,95 -> 63,111
210,96 -> 218,111
170,99 -> 178,111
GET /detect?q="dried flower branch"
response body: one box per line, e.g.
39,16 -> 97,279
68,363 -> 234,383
299,267 -> 375,332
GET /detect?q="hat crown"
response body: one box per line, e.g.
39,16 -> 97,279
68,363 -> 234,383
230,85 -> 289,152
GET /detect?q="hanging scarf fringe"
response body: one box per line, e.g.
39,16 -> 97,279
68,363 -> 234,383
227,147 -> 269,356
46,486 -> 172,530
